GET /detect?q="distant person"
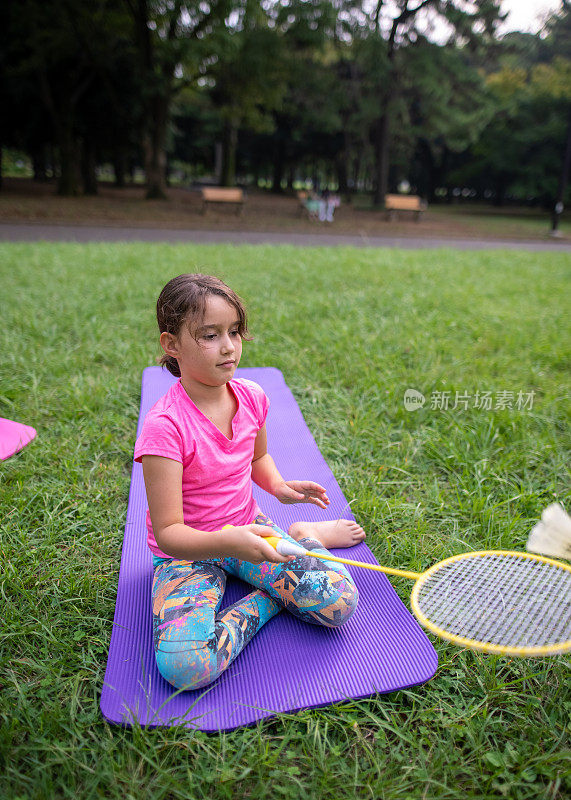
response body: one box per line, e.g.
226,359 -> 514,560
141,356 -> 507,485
304,190 -> 321,219
319,189 -> 339,222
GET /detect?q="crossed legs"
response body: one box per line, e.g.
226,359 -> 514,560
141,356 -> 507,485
151,513 -> 360,690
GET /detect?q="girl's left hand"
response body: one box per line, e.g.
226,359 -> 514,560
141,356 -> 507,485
275,480 -> 330,509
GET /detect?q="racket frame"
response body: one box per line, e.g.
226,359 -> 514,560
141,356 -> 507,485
409,549 -> 571,657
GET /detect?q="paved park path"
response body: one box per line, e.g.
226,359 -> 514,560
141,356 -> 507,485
1,222 -> 570,251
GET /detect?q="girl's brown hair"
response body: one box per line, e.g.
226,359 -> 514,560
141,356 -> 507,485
156,274 -> 252,377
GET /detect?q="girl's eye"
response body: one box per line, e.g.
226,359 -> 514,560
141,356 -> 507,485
203,333 -> 217,341
230,329 -> 239,337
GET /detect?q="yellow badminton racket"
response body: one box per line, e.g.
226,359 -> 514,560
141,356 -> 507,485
264,537 -> 571,657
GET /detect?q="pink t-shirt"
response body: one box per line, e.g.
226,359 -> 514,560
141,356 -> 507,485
134,377 -> 269,557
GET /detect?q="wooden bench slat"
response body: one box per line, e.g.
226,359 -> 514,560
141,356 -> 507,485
384,193 -> 426,222
200,187 -> 245,215
201,188 -> 244,202
385,194 -> 425,211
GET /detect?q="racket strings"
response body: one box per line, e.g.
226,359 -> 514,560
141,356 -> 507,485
415,554 -> 571,650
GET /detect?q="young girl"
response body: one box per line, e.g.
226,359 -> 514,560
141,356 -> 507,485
135,274 -> 366,690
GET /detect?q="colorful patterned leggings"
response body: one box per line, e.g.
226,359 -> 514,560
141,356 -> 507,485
151,513 -> 359,690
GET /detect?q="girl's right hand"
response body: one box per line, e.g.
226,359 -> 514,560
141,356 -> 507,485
222,524 -> 294,565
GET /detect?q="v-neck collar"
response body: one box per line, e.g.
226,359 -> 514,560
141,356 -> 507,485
178,379 -> 240,448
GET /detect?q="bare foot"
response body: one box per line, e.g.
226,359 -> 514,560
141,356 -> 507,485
288,519 -> 366,550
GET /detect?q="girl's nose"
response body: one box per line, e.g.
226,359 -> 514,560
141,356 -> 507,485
221,333 -> 234,352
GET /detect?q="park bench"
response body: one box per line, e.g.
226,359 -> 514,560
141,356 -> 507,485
201,187 -> 245,215
385,194 -> 427,221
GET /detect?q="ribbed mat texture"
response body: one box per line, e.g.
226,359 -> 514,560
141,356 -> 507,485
100,367 -> 437,730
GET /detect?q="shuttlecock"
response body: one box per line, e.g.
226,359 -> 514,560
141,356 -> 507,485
527,502 -> 571,560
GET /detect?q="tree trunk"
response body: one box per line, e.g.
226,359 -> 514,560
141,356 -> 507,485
493,177 -> 506,207
36,65 -> 86,196
551,106 -> 571,233
113,149 -> 127,188
352,154 -> 361,192
144,95 -> 168,199
433,147 -> 450,204
421,140 -> 447,204
214,142 -> 223,183
221,120 -> 237,187
81,137 -> 98,195
373,112 -> 390,206
47,145 -> 56,179
372,31 -> 397,207
32,147 -> 48,182
144,136 -> 166,198
165,154 -> 171,188
339,126 -> 354,201
57,126 -> 81,196
336,131 -> 350,201
272,138 -> 285,193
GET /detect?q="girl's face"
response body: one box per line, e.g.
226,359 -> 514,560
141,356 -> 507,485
161,295 -> 243,389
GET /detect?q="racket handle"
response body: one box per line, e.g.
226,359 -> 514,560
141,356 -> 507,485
264,535 -> 307,557
264,534 -> 421,579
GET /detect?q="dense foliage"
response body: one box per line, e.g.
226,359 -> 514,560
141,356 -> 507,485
1,0 -> 570,208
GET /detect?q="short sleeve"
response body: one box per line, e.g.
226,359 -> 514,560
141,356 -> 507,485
134,413 -> 185,463
258,388 -> 270,429
240,379 -> 269,429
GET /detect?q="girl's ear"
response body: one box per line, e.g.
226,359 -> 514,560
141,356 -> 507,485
159,331 -> 180,358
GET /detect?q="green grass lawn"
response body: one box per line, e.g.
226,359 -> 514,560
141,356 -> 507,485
1,243 -> 570,800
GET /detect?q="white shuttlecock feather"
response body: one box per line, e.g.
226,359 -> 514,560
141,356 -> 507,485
526,502 -> 571,560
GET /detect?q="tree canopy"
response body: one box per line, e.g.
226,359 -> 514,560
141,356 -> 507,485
2,0 -> 570,211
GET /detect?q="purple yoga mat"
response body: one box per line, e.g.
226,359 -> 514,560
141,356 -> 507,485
100,367 -> 437,730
